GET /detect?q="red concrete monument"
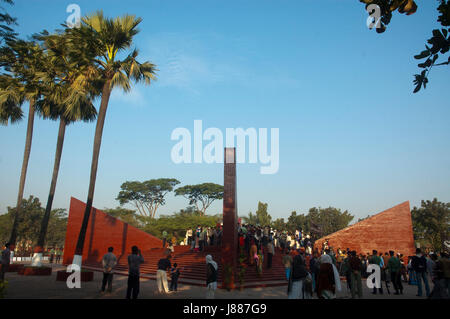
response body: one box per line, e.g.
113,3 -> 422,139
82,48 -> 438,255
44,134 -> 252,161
221,148 -> 238,289
314,201 -> 416,256
63,197 -> 162,265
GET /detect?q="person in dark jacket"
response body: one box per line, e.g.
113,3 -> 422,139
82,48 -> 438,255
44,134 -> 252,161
388,250 -> 403,295
349,251 -> 363,299
126,246 -> 144,299
287,255 -> 311,299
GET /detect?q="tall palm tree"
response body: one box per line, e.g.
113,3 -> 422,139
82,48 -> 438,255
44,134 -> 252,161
30,32 -> 98,266
68,12 -> 157,266
0,40 -> 46,254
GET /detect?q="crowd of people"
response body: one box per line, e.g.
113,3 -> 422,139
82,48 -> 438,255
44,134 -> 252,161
1,224 -> 449,300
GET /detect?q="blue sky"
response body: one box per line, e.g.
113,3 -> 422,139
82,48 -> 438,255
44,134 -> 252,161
1,0 -> 449,222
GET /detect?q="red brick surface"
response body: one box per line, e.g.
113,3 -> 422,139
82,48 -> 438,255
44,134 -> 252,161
63,197 -> 162,265
314,201 -> 415,256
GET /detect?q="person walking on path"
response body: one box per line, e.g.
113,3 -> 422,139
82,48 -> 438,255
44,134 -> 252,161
349,251 -> 363,299
156,255 -> 172,294
388,250 -> 403,295
101,247 -> 117,293
126,246 -> 144,299
206,255 -> 218,299
0,243 -> 11,282
412,248 -> 430,297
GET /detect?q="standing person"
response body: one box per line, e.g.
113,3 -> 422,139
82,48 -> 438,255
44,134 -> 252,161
186,228 -> 193,246
156,254 -> 172,294
309,252 -> 320,293
369,250 -> 383,295
162,231 -> 168,248
287,255 -> 311,299
282,249 -> 293,281
341,251 -> 352,296
169,263 -> 181,292
267,240 -> 275,269
206,255 -> 218,299
426,253 -> 436,286
388,250 -> 403,295
126,246 -> 144,299
412,248 -> 430,297
317,254 -> 341,299
49,248 -> 55,264
101,247 -> 117,293
349,251 -> 363,299
249,239 -> 258,266
55,248 -> 62,264
0,243 -> 11,282
190,232 -> 196,251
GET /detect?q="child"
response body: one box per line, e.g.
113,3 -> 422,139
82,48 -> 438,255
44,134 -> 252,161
169,263 -> 181,292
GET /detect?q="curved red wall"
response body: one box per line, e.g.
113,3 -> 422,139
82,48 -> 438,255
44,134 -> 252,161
63,197 -> 162,265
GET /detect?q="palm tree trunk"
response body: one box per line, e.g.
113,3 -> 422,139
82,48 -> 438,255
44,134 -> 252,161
73,81 -> 112,267
9,99 -> 35,254
32,117 -> 66,266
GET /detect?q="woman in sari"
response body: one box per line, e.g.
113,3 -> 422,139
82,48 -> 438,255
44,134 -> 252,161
317,254 -> 342,299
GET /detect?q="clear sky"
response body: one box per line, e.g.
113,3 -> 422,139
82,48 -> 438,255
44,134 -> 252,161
1,0 -> 449,222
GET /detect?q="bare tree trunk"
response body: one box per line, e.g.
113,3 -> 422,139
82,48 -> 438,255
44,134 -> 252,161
73,81 -> 112,266
9,100 -> 35,251
32,117 -> 66,266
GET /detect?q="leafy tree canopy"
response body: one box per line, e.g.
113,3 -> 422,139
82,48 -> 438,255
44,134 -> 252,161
175,183 -> 224,216
0,0 -> 17,45
0,196 -> 67,254
142,206 -> 221,242
411,198 -> 450,252
116,178 -> 180,218
242,202 -> 272,227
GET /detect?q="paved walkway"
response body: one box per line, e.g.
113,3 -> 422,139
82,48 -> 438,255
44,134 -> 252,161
3,263 -> 430,299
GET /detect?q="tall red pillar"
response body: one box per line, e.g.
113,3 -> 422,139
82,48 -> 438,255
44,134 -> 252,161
221,148 -> 238,289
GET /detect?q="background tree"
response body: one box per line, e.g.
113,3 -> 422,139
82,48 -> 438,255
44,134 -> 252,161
0,196 -> 67,256
0,0 -> 17,45
142,207 -> 221,243
70,11 -> 157,266
0,39 -> 47,250
286,211 -> 309,234
413,1 -> 449,93
242,202 -> 272,226
271,218 -> 286,231
359,0 -> 449,92
175,183 -> 224,216
411,198 -> 450,252
116,178 -> 180,218
31,31 -> 98,265
307,207 -> 354,238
